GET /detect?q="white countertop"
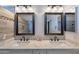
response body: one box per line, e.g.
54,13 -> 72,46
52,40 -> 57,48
0,38 -> 79,49
0,32 -> 79,49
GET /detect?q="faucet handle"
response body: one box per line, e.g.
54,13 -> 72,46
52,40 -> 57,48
23,39 -> 26,41
50,38 -> 53,41
26,38 -> 29,41
57,39 -> 59,41
20,39 -> 22,41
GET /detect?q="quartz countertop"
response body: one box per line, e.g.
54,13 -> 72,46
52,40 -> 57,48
0,38 -> 79,49
0,32 -> 79,49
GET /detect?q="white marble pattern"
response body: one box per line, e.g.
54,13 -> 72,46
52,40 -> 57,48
0,37 -> 78,49
0,32 -> 79,49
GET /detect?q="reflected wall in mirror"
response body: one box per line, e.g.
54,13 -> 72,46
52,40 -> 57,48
64,13 -> 75,32
45,13 -> 63,35
15,13 -> 35,35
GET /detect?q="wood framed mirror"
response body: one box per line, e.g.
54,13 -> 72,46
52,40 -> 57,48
15,13 -> 35,35
44,13 -> 64,35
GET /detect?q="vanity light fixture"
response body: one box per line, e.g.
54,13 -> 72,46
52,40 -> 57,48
17,5 -> 31,8
16,5 -> 32,11
48,5 -> 63,11
48,5 -> 62,8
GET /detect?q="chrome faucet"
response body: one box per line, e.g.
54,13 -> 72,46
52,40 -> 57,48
20,36 -> 25,41
20,36 -> 29,41
54,36 -> 59,41
50,36 -> 59,41
22,36 -> 25,41
54,36 -> 57,41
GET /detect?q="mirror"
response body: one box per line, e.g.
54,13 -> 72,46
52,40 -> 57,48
15,13 -> 35,35
64,13 -> 75,32
45,13 -> 63,35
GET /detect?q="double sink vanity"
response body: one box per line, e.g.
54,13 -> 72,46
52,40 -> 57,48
0,5 -> 77,49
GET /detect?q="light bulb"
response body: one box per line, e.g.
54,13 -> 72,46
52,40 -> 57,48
27,6 -> 33,11
22,6 -> 27,11
47,7 -> 51,11
53,7 -> 57,11
59,7 -> 64,11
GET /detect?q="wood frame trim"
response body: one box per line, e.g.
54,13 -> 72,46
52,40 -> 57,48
15,13 -> 35,35
44,13 -> 64,35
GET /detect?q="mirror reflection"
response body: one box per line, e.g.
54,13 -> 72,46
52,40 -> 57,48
16,13 -> 34,35
65,13 -> 75,32
45,13 -> 63,35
